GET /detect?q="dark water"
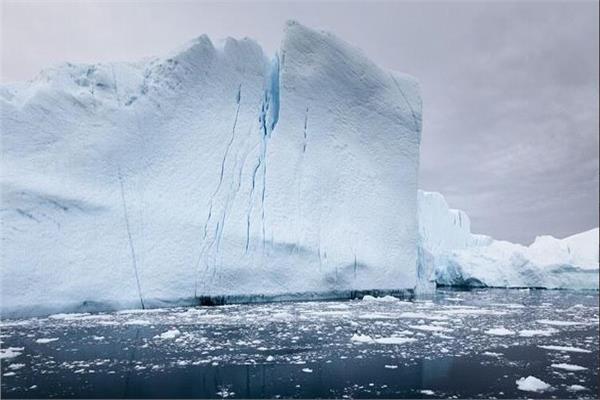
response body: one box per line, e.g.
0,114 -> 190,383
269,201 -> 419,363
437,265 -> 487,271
1,289 -> 598,398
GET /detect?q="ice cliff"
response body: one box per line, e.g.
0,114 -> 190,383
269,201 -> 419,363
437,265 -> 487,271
0,21 -> 422,316
418,190 -> 599,290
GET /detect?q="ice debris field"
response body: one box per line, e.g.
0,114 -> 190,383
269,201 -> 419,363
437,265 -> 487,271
1,290 -> 598,398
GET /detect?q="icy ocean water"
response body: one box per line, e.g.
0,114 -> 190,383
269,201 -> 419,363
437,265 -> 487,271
1,289 -> 598,399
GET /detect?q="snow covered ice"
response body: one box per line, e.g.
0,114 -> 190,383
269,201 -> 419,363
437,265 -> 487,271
0,21 -> 422,316
418,190 -> 599,290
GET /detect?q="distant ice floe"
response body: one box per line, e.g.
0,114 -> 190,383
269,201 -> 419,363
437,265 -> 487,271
0,347 -> 24,359
567,384 -> 588,392
538,345 -> 591,353
362,295 -> 398,303
157,329 -> 182,340
350,334 -> 417,345
518,328 -> 558,337
536,319 -> 587,326
482,351 -> 503,357
35,337 -> 59,344
550,363 -> 587,371
409,325 -> 453,333
515,376 -> 551,392
484,328 -> 515,336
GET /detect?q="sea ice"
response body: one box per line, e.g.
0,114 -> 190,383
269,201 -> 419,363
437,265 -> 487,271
409,325 -> 453,333
518,328 -> 558,337
536,319 -> 585,326
515,376 -> 551,392
157,329 -> 182,340
373,337 -> 417,345
550,363 -> 587,371
0,347 -> 23,359
484,328 -> 515,336
538,345 -> 591,353
567,384 -> 588,392
35,338 -> 59,344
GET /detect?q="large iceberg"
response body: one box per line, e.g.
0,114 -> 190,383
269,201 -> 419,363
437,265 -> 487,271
0,21 -> 422,316
418,190 -> 599,290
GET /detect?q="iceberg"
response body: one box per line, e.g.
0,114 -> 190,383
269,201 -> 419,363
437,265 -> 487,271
418,190 -> 599,290
0,21 -> 422,316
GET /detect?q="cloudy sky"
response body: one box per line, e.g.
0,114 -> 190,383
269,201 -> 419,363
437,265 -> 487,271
2,0 -> 598,244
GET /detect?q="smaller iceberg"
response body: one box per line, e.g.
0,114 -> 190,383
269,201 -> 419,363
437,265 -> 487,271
418,190 -> 599,290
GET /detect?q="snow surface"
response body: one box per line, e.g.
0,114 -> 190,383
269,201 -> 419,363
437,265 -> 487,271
418,190 -> 599,290
1,21 -> 422,316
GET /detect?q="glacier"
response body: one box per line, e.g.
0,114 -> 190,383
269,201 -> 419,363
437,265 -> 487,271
418,190 -> 599,290
0,21 -> 422,316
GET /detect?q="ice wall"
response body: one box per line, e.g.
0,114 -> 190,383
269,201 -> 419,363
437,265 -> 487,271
0,21 -> 422,316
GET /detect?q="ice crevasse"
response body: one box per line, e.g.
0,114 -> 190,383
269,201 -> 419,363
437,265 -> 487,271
0,21 -> 423,316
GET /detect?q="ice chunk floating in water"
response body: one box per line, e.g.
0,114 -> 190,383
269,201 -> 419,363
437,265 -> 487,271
0,21 -> 422,316
515,376 -> 551,393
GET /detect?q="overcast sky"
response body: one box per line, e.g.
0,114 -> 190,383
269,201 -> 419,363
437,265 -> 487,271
2,0 -> 598,244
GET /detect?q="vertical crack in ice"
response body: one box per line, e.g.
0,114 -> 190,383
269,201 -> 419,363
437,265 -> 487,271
266,55 -> 280,134
216,84 -> 242,199
390,74 -> 420,133
212,84 -> 243,255
194,84 -> 243,298
245,158 -> 262,253
245,54 -> 280,252
293,106 -> 310,250
111,65 -> 121,106
118,166 -> 145,309
303,107 -> 309,153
